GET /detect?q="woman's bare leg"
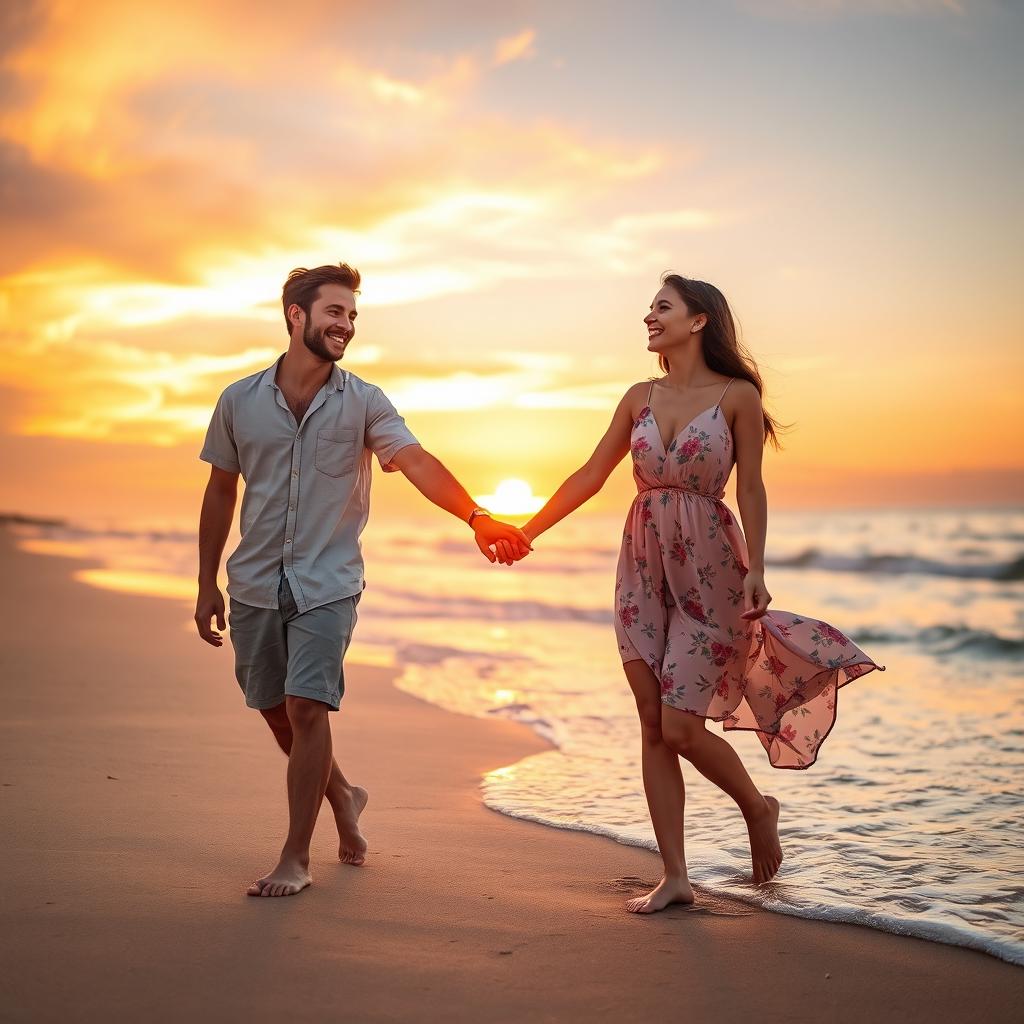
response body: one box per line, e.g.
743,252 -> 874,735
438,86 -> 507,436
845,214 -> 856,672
622,659 -> 694,913
660,705 -> 783,884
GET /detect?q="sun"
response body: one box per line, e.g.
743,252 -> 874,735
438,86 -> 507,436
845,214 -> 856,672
476,478 -> 545,516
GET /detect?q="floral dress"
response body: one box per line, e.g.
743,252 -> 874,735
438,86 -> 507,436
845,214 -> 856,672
614,379 -> 884,769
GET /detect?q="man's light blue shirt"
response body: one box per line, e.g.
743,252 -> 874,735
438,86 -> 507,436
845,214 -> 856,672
200,357 -> 418,613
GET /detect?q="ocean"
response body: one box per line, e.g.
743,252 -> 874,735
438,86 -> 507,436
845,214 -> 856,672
7,504 -> 1023,966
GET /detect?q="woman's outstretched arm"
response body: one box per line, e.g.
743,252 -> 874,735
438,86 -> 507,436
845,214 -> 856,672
523,383 -> 643,543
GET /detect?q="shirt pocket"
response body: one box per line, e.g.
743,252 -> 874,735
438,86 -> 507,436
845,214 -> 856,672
315,428 -> 358,478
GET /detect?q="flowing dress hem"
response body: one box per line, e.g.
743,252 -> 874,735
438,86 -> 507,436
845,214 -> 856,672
659,658 -> 885,770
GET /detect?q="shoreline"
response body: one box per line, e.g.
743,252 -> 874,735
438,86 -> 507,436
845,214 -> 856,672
1,529 -> 1021,1021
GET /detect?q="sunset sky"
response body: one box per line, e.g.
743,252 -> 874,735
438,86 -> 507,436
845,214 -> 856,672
1,0 -> 1021,524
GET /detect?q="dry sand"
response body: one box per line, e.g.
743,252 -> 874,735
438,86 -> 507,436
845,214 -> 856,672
1,529 -> 1021,1022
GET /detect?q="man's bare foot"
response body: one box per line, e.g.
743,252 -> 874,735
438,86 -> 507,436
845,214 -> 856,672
335,785 -> 368,866
626,875 -> 695,914
246,857 -> 311,898
745,794 -> 783,883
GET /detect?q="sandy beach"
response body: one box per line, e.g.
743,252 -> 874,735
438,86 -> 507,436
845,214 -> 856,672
1,528 -> 1021,1023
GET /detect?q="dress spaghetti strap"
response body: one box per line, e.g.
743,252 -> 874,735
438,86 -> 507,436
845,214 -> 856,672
716,378 -> 736,409
647,379 -> 656,407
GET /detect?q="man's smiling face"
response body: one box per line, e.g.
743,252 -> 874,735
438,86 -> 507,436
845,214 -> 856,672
301,283 -> 358,363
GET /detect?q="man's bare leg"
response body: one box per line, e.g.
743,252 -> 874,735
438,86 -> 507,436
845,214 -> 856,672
259,702 -> 368,865
247,695 -> 333,897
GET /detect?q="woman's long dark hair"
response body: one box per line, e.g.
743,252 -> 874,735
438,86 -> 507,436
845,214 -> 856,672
659,274 -> 783,449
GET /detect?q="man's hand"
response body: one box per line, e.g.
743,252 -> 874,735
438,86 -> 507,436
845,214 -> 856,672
473,516 -> 533,566
195,584 -> 227,646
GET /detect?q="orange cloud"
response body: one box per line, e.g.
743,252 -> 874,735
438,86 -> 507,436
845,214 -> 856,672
0,306 -> 637,446
3,339 -> 278,444
0,1 -> 699,467
493,29 -> 537,66
0,3 -> 676,293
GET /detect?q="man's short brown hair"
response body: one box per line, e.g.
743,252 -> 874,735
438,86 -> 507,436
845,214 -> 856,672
281,264 -> 361,336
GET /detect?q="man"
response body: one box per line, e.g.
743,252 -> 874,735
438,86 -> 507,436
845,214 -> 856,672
195,263 -> 531,898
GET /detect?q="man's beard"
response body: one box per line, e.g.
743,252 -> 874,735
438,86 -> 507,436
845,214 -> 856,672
302,322 -> 342,362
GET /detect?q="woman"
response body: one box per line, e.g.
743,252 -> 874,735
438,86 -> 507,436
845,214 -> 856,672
522,275 -> 884,914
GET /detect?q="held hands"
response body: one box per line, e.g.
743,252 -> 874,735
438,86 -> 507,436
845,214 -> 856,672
740,569 -> 772,620
473,515 -> 533,566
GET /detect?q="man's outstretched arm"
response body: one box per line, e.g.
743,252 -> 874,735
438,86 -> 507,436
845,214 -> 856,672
388,445 -> 532,565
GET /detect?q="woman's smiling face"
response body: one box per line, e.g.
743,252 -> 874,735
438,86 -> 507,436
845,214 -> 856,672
643,284 -> 705,355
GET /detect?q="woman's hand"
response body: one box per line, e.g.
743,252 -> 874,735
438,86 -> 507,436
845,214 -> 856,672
740,569 -> 772,620
473,516 -> 532,565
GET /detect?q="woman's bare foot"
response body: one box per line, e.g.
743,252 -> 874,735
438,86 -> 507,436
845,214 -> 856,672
335,785 -> 368,866
745,794 -> 783,883
246,857 -> 311,898
626,875 -> 695,914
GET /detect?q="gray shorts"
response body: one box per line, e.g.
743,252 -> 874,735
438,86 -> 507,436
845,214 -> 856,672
228,573 -> 360,712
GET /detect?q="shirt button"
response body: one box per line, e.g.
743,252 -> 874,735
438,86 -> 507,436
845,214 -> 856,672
289,505 -> 295,511
285,538 -> 292,545
292,471 -> 298,477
